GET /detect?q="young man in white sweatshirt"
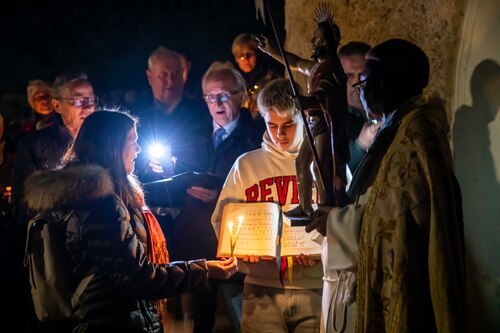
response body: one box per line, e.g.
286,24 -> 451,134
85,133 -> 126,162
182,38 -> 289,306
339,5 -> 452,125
211,78 -> 323,332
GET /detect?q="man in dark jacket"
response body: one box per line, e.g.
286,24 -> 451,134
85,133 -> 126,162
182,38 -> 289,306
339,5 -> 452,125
198,61 -> 263,180
134,46 -> 209,275
168,61 -> 264,333
338,41 -> 381,173
9,72 -> 96,332
11,72 -> 96,225
135,46 -> 209,183
175,61 -> 263,260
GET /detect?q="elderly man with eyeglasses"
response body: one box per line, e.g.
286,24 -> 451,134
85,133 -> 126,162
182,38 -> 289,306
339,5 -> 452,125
199,61 -> 263,179
9,72 -> 97,332
163,61 -> 264,333
11,72 -> 97,225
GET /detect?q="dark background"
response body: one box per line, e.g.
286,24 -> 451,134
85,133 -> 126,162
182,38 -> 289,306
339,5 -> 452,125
0,0 -> 285,99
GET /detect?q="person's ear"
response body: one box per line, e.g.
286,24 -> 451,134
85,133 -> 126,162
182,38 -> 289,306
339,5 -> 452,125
146,69 -> 153,86
51,98 -> 61,114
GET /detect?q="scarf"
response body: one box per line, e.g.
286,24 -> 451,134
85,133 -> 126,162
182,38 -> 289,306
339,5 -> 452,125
142,208 -> 169,264
142,207 -> 170,327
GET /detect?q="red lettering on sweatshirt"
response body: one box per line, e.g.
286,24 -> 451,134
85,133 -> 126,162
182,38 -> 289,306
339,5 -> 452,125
291,175 -> 299,204
244,176 -> 300,205
245,184 -> 259,202
259,178 -> 274,202
274,176 -> 290,205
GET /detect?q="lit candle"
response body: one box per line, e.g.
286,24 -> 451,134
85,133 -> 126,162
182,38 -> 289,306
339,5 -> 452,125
227,216 -> 244,257
227,221 -> 235,257
235,216 -> 244,242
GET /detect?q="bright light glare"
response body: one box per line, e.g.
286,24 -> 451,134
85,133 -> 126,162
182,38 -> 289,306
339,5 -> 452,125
149,143 -> 166,157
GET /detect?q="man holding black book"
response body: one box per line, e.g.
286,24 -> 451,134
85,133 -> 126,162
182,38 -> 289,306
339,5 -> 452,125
143,60 -> 263,332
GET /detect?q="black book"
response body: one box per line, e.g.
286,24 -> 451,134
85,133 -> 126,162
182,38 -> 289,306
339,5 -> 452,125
143,172 -> 224,207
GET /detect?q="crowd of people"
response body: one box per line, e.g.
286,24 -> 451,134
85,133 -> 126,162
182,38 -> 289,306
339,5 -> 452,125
0,15 -> 466,333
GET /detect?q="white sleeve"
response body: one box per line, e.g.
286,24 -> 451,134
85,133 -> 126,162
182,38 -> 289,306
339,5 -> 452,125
211,159 -> 244,239
326,203 -> 364,271
325,183 -> 370,271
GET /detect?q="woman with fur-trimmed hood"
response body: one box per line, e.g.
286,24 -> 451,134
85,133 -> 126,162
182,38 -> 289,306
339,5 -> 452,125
24,110 -> 237,332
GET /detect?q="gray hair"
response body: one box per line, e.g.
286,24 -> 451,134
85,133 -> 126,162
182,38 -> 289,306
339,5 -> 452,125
231,33 -> 258,57
257,78 -> 299,116
52,72 -> 89,98
201,61 -> 246,92
147,46 -> 181,70
27,80 -> 52,107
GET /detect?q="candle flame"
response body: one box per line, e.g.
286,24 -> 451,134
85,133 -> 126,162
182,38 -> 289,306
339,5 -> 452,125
228,216 -> 244,257
236,216 -> 243,238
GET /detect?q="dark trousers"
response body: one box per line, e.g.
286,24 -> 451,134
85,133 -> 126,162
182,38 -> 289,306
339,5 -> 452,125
167,279 -> 218,333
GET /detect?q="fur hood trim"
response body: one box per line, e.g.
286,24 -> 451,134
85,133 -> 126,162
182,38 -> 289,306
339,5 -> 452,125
25,164 -> 115,211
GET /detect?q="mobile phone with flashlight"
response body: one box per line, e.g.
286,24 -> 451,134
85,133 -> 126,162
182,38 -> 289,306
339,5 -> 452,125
148,143 -> 174,177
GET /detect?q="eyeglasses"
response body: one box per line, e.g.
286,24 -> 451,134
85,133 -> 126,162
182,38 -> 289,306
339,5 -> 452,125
57,96 -> 99,108
33,93 -> 51,101
238,51 -> 255,60
352,78 -> 369,94
203,91 -> 240,103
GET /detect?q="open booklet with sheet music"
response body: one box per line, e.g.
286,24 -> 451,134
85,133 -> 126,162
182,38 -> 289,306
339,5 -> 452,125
216,202 -> 322,258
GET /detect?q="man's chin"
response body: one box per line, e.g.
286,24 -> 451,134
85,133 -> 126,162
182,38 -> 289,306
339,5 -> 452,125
214,116 -> 229,126
37,109 -> 53,116
348,94 -> 363,109
242,66 -> 254,73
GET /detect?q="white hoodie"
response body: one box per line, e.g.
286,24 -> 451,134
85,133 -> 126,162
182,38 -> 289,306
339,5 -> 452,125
211,131 -> 324,289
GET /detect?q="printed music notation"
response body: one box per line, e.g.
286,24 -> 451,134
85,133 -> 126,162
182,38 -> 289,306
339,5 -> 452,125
217,202 -> 321,258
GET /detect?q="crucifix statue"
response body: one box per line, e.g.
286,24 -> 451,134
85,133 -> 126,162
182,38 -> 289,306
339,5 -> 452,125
257,3 -> 349,224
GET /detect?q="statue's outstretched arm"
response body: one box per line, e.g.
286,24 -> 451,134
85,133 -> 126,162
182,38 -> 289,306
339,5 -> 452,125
256,34 -> 315,76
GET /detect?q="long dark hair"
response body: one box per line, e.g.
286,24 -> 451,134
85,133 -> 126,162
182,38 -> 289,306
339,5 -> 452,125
64,110 -> 144,210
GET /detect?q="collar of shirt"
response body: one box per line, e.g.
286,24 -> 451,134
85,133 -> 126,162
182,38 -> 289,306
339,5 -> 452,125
212,115 -> 239,141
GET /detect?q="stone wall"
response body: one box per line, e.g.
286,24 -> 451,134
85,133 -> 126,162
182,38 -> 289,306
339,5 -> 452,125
284,0 -> 468,117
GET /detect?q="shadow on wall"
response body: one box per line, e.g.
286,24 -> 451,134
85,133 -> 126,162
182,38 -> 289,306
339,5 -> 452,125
453,59 -> 500,332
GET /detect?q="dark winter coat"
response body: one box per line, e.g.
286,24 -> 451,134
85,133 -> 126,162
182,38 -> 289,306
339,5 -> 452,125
25,165 -> 208,333
172,107 -> 264,261
134,98 -> 210,183
200,107 -> 264,180
11,115 -> 72,224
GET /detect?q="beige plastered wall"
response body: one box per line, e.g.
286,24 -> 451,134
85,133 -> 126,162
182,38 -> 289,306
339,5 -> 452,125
283,0 -> 500,331
284,0 -> 467,119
